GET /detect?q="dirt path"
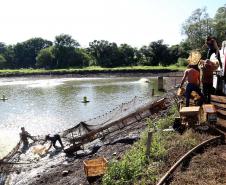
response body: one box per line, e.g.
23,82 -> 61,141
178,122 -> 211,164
170,117 -> 226,185
171,144 -> 226,185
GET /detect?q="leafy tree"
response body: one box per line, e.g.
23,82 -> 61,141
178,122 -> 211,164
68,48 -> 92,67
212,4 -> 226,42
167,45 -> 180,65
3,45 -> 15,68
36,47 -> 55,69
14,38 -> 52,68
148,40 -> 169,66
0,54 -> 8,69
0,42 -> 6,54
88,40 -> 121,67
0,44 -> 15,68
118,44 -> 136,66
138,45 -> 154,66
54,34 -> 79,48
182,8 -> 211,49
133,48 -> 142,66
178,41 -> 191,58
88,40 -> 100,64
53,34 -> 80,68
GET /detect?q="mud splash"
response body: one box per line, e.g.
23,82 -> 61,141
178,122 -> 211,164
6,146 -> 67,185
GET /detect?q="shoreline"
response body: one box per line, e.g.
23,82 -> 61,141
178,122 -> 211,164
0,70 -> 183,78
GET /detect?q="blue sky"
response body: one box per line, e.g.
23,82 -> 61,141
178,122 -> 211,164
1,0 -> 225,47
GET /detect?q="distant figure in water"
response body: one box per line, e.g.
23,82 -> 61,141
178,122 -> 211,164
19,127 -> 36,152
82,96 -> 90,103
42,134 -> 64,150
1,94 -> 7,101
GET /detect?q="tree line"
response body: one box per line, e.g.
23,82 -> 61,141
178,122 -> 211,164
0,4 -> 225,69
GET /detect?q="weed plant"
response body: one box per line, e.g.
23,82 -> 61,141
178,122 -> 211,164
102,104 -> 205,185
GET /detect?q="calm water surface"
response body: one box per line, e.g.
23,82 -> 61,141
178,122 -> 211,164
0,76 -> 159,157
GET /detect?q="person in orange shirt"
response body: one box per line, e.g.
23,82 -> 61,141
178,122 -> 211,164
180,64 -> 204,107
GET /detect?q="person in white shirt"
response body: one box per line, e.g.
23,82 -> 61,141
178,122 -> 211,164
222,31 -> 226,55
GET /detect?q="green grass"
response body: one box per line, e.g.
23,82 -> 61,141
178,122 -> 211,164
101,105 -> 203,185
0,65 -> 185,76
84,65 -> 185,71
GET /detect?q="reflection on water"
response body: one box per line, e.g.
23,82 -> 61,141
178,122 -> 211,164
0,76 -> 159,158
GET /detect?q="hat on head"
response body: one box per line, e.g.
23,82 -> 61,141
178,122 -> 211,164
187,51 -> 201,65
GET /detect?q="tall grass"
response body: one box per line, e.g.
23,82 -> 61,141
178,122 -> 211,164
102,106 -> 177,185
102,104 -> 203,185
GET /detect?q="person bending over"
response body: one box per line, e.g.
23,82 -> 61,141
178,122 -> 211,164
42,134 -> 64,150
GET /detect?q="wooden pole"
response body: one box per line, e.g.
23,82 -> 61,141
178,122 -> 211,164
151,88 -> 154,96
146,130 -> 153,160
158,76 -> 164,91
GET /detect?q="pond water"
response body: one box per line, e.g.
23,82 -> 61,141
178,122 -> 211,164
0,76 -> 161,158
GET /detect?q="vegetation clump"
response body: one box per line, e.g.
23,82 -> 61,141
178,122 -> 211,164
102,105 -> 210,185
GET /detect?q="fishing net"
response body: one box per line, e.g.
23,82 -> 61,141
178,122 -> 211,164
61,95 -> 160,139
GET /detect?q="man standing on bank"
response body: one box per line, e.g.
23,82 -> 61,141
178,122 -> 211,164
179,51 -> 204,107
201,59 -> 219,103
19,127 -> 36,152
204,35 -> 222,68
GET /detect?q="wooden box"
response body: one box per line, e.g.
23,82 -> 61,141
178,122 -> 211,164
202,104 -> 217,122
179,106 -> 200,117
83,157 -> 108,177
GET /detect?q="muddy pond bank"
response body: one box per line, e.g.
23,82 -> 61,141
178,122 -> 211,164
4,98 -> 170,185
1,72 -> 183,185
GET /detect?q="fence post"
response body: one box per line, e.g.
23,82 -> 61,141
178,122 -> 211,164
151,88 -> 155,96
158,76 -> 164,91
146,130 -> 153,160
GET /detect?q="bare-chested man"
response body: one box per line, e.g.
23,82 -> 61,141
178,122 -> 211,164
180,64 -> 204,107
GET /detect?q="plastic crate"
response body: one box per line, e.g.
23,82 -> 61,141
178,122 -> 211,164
83,157 -> 108,177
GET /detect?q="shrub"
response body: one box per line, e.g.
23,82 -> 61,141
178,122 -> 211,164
176,58 -> 188,67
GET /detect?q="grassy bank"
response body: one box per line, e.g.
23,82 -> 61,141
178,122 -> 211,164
102,105 -> 209,185
0,65 -> 185,77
